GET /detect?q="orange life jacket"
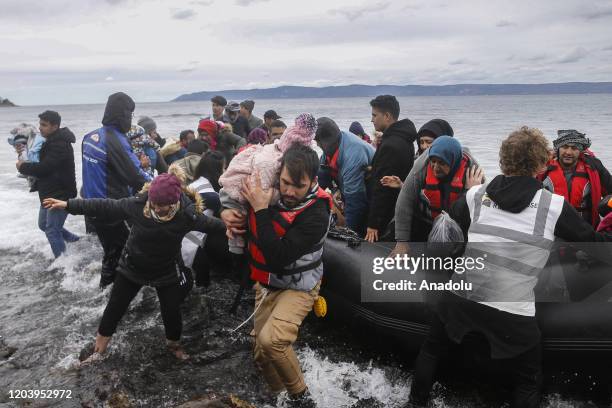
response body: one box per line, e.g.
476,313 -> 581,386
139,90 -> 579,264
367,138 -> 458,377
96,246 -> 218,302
543,155 -> 602,228
422,155 -> 469,219
248,187 -> 332,289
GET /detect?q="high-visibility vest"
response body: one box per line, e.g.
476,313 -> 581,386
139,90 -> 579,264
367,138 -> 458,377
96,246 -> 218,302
452,183 -> 564,317
248,188 -> 332,291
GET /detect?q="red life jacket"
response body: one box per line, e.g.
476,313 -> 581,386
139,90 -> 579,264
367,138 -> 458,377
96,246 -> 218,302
326,149 -> 340,180
422,155 -> 469,219
543,155 -> 602,228
248,187 -> 332,287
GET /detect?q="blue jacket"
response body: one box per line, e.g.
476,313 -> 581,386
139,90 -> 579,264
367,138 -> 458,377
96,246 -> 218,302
27,134 -> 45,162
82,125 -> 152,199
319,130 -> 375,234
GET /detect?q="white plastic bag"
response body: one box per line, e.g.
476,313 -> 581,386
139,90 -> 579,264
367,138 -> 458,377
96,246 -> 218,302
428,211 -> 464,244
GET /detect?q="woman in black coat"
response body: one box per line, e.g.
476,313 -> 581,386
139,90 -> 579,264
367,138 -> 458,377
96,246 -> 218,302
44,171 -> 225,360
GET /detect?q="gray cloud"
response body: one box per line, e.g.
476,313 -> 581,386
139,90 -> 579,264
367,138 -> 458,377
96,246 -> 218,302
602,45 -> 612,51
171,8 -> 197,19
329,2 -> 390,22
449,58 -> 475,65
526,54 -> 549,62
579,5 -> 612,20
496,19 -> 516,27
235,0 -> 270,6
190,0 -> 213,5
557,47 -> 588,63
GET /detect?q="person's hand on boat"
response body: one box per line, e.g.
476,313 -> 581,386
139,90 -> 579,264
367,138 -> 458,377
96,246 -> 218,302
388,242 -> 411,258
221,208 -> 247,239
42,198 -> 67,210
15,160 -> 24,170
380,175 -> 403,189
242,172 -> 274,212
365,227 -> 379,243
465,165 -> 485,189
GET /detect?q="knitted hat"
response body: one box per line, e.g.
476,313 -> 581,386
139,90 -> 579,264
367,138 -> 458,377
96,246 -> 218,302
198,119 -> 218,138
247,127 -> 268,145
349,121 -> 366,136
553,129 -> 591,153
137,116 -> 157,133
277,113 -> 317,153
148,173 -> 182,205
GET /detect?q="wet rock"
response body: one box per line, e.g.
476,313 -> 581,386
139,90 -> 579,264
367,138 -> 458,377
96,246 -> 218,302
176,394 -> 255,408
0,336 -> 17,359
108,391 -> 134,408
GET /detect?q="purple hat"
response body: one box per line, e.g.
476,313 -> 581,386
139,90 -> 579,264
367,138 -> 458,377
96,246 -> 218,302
148,173 -> 182,205
247,128 -> 268,145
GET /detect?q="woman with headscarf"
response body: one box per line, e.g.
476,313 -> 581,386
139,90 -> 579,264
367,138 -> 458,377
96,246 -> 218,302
43,168 -> 225,361
390,136 -> 484,256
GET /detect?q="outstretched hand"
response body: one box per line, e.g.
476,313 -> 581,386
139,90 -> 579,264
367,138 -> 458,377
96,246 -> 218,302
381,175 -> 403,189
42,198 -> 68,210
241,172 -> 274,212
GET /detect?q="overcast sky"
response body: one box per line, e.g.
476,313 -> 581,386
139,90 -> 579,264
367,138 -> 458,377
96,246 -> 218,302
1,0 -> 612,105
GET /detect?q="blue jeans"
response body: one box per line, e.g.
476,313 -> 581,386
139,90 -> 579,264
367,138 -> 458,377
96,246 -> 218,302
38,206 -> 79,258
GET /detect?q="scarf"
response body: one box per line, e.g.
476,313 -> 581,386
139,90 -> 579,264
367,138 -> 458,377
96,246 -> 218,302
277,183 -> 319,211
143,200 -> 180,223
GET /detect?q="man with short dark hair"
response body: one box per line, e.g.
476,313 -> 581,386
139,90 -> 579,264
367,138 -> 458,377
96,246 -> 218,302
164,130 -> 195,165
366,95 -> 418,242
210,95 -> 227,122
268,119 -> 287,143
17,110 -> 79,258
260,110 -> 282,133
240,100 -> 263,130
225,101 -> 250,138
221,144 -> 331,405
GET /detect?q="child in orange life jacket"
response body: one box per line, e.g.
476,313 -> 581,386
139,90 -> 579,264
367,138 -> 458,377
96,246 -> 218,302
218,114 -> 318,274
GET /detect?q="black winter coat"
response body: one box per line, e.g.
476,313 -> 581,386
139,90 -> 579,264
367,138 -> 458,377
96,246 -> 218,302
66,192 -> 226,286
19,127 -> 77,202
367,119 -> 417,231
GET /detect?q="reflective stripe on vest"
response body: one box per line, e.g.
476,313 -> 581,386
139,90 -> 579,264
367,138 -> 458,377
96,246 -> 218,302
422,155 -> 469,219
451,183 -> 564,317
248,187 -> 332,291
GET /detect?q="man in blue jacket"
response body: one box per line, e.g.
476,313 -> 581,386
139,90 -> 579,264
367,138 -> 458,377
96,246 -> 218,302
82,92 -> 152,288
315,117 -> 375,235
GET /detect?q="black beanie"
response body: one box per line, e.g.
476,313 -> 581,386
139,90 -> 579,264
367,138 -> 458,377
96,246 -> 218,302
418,119 -> 454,139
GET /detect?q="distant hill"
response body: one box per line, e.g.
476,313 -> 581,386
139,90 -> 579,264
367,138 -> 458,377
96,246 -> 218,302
173,82 -> 612,102
0,97 -> 17,107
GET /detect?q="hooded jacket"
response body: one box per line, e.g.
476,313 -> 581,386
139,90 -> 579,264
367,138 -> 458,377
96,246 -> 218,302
66,188 -> 226,286
318,130 -> 375,235
367,118 -> 417,232
394,146 -> 479,242
450,175 -> 612,243
102,92 -> 134,134
19,127 -> 77,202
82,93 -> 151,199
174,152 -> 201,185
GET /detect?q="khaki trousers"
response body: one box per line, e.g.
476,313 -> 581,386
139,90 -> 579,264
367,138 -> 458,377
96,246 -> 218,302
253,282 -> 319,395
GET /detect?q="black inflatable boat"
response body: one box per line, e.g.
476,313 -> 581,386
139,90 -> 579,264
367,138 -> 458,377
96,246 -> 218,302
321,235 -> 612,356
